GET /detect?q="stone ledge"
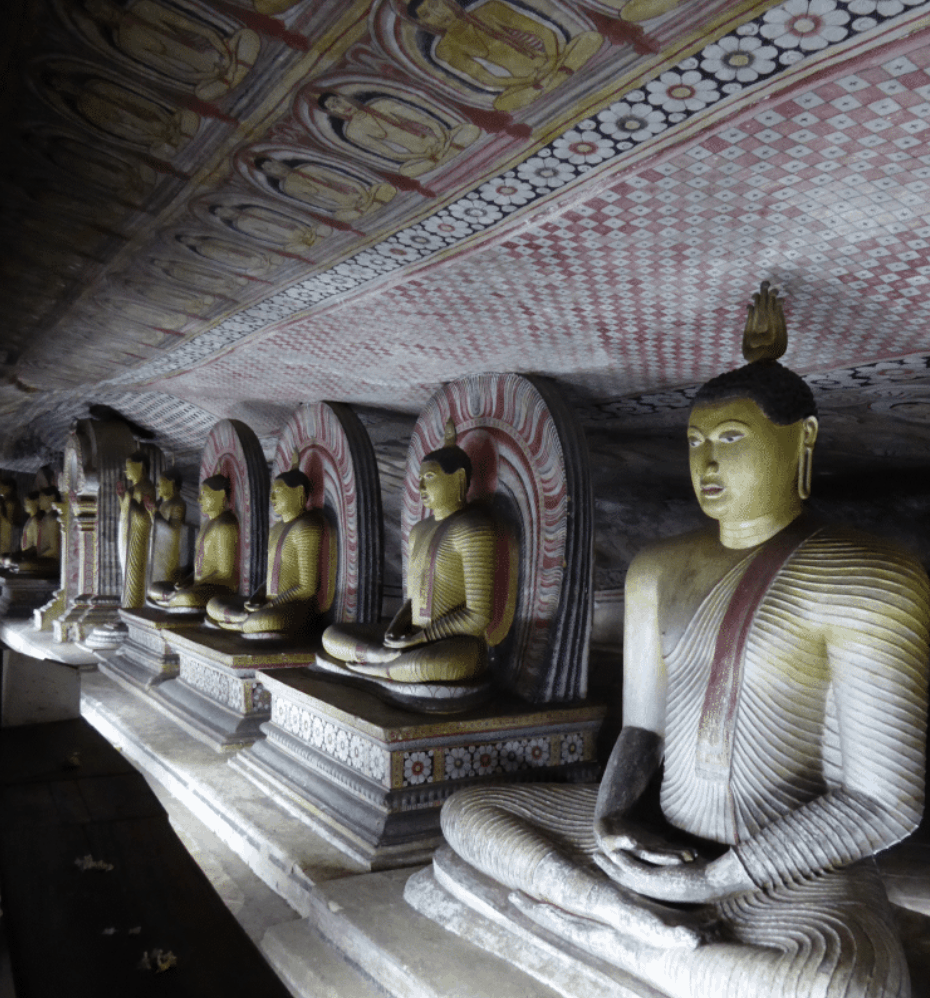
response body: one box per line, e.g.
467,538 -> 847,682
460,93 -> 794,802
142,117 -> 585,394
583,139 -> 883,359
79,669 -> 366,917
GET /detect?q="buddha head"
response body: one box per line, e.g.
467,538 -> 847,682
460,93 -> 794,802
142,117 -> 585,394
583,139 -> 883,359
419,419 -> 472,517
24,491 -> 40,518
318,92 -> 357,120
687,283 -> 818,545
271,469 -> 311,522
158,469 -> 182,501
125,451 -> 148,486
39,487 -> 60,514
408,0 -> 460,31
199,474 -> 231,520
257,157 -> 290,183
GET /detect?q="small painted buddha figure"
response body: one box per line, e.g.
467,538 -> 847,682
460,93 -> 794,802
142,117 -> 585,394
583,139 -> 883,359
148,474 -> 238,612
116,451 -> 157,609
322,422 -> 497,682
439,283 -> 930,998
0,478 -> 22,557
206,469 -> 324,639
146,469 -> 187,588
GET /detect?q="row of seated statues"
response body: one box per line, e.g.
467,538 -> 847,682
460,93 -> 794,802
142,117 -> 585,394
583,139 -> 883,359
141,424 -> 505,679
10,282 -> 926,998
1,486 -> 61,576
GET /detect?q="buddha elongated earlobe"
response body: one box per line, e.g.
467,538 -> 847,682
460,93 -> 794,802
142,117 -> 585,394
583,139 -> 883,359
798,445 -> 813,500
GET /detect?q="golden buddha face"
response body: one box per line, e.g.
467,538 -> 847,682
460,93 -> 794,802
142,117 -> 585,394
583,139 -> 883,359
270,479 -> 306,521
322,94 -> 356,119
687,397 -> 813,527
157,476 -> 175,500
24,497 -> 38,517
125,457 -> 145,485
412,0 -> 459,29
418,460 -> 465,516
198,484 -> 227,520
38,493 -> 55,513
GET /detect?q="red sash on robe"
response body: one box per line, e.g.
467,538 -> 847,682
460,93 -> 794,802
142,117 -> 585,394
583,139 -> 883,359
695,515 -> 821,781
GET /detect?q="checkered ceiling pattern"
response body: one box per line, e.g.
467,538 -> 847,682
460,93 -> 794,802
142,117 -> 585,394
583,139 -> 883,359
146,29 -> 930,412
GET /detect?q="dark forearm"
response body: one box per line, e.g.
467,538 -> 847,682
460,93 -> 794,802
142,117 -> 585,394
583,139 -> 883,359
594,726 -> 663,823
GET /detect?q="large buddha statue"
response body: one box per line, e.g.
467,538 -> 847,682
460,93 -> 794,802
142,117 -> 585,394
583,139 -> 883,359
321,422 -> 497,683
148,474 -> 238,612
146,469 -> 187,588
206,469 -> 324,639
438,284 -> 930,997
116,451 -> 157,609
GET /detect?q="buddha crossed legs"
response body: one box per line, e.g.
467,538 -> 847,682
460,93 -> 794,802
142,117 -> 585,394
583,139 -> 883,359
440,287 -> 929,998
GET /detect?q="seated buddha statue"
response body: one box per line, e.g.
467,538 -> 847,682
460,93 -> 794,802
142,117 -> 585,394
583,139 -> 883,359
206,469 -> 324,639
0,478 -> 22,557
148,474 -> 238,612
116,451 -> 157,609
3,491 -> 41,569
438,284 -> 930,997
146,469 -> 187,588
321,422 -> 497,683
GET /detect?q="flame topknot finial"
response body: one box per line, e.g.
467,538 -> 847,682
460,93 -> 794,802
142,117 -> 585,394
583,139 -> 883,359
443,418 -> 457,448
743,280 -> 788,364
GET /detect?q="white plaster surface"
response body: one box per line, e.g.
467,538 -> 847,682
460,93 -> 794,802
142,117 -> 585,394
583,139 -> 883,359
1,650 -> 81,727
264,867 -> 563,998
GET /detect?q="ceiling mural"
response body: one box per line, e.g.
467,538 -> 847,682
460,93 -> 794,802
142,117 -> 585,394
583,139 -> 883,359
4,0 -> 930,466
4,0 -> 779,397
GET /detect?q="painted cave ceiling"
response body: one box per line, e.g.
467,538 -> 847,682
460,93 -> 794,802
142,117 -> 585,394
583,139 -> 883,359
4,0 -> 930,467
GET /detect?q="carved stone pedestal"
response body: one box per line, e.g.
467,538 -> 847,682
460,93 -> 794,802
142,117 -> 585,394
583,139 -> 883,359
98,606 -> 202,691
156,629 -> 318,751
53,595 -> 122,644
0,571 -> 59,619
230,670 -> 605,870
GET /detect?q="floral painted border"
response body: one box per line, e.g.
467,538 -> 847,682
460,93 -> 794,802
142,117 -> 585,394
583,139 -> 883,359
105,0 -> 929,389
402,731 -> 590,786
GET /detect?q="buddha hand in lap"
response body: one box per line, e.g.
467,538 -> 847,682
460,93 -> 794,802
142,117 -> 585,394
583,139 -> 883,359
322,428 -> 496,683
148,474 -> 238,611
206,469 -> 323,638
440,284 -> 929,998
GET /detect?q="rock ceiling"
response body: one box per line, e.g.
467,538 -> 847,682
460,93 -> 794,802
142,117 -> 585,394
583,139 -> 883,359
4,0 -> 930,466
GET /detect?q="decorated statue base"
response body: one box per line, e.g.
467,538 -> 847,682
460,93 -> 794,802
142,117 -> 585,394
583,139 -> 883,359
0,570 -> 59,619
405,846 -> 661,998
97,606 -> 203,691
155,628 -> 320,751
52,595 -> 122,644
230,670 -> 605,869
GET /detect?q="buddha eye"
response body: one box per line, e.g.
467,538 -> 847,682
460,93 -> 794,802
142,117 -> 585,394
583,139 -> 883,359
720,430 -> 744,443
687,435 -> 702,448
